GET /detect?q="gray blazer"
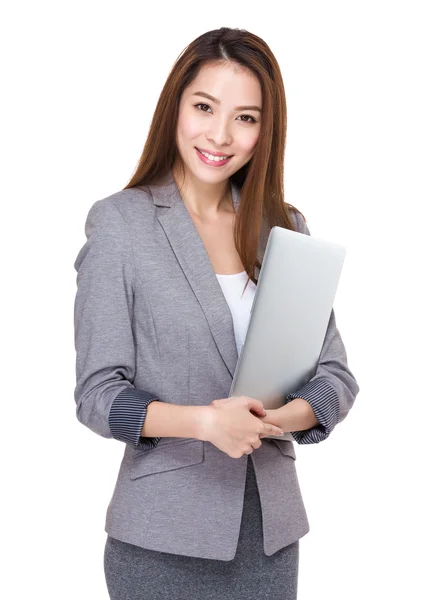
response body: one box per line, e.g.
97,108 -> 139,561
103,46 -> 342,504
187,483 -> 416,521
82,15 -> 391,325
73,169 -> 359,561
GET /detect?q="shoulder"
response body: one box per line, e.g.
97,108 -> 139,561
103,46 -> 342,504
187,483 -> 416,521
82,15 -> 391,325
286,204 -> 311,236
88,187 -> 154,220
75,190 -> 150,271
84,187 -> 155,234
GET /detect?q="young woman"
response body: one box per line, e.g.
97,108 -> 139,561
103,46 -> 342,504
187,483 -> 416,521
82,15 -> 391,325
73,26 -> 359,600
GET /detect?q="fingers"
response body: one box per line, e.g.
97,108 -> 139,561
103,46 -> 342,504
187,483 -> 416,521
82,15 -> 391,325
259,423 -> 284,438
246,396 -> 266,416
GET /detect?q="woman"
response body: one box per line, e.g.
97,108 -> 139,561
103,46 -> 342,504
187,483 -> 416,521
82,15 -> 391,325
73,27 -> 359,600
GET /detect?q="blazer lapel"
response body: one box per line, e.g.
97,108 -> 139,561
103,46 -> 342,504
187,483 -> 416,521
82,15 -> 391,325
136,169 -> 269,380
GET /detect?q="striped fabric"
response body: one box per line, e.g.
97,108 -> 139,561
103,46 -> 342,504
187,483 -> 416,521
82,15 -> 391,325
108,377 -> 340,449
108,388 -> 163,449
285,377 -> 340,444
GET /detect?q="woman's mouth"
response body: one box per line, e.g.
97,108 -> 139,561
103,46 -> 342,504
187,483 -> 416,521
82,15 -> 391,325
195,147 -> 233,167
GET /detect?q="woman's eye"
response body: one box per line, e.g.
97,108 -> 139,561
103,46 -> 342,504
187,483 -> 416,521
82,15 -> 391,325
194,103 -> 256,124
195,103 -> 212,113
238,115 -> 257,124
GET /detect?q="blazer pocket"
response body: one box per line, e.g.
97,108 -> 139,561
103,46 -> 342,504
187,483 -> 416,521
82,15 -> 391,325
130,439 -> 204,480
271,438 -> 297,460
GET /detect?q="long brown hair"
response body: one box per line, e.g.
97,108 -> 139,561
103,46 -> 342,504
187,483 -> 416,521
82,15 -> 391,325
123,27 -> 305,287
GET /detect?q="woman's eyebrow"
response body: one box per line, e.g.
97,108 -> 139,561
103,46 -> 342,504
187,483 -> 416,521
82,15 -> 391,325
192,91 -> 262,113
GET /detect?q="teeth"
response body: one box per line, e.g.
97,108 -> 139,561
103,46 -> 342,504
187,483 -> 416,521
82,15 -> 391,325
199,149 -> 230,161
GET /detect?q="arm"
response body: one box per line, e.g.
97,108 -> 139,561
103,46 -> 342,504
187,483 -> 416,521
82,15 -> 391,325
73,199 -> 165,450
270,398 -> 321,432
277,209 -> 360,444
140,401 -> 212,440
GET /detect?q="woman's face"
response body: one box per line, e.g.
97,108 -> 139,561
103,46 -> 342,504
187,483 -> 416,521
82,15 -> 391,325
175,61 -> 262,186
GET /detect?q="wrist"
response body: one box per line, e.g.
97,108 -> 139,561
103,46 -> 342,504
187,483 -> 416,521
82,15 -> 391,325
194,406 -> 215,442
278,398 -> 319,432
260,408 -> 283,430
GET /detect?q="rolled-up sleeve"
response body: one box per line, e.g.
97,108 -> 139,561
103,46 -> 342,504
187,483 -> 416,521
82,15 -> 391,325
285,210 -> 360,444
73,199 -> 163,450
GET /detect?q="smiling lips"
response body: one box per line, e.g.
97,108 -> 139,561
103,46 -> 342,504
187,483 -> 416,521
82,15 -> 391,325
195,147 -> 233,166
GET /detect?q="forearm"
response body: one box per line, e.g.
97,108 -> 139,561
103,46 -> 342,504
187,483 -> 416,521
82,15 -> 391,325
141,401 -> 211,440
266,399 -> 320,433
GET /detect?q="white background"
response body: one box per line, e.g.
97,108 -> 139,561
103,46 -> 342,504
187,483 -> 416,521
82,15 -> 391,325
1,1 -> 441,598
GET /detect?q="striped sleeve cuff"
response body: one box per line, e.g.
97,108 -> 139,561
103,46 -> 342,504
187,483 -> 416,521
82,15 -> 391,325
285,378 -> 340,444
108,388 -> 163,449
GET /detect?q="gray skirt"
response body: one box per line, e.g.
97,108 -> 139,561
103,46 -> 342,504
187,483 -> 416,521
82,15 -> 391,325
104,455 -> 299,600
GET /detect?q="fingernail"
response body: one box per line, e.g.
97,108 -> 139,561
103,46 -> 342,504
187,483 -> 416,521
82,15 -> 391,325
263,410 -> 267,415
279,431 -> 284,436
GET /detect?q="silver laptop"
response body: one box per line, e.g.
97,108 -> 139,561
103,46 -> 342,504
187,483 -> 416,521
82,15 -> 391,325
229,225 -> 346,441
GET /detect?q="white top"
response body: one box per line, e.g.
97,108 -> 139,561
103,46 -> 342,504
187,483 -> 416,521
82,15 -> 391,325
215,270 -> 257,356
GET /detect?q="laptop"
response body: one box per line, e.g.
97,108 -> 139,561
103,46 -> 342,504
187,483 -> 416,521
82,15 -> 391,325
229,225 -> 346,441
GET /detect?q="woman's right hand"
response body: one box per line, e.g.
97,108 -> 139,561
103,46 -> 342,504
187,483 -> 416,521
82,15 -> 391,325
199,396 -> 285,459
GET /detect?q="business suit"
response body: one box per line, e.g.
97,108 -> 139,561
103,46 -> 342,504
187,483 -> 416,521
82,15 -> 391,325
73,168 -> 359,563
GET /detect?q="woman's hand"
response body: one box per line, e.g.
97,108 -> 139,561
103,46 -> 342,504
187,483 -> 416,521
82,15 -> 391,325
254,407 -> 283,430
200,396 -> 285,459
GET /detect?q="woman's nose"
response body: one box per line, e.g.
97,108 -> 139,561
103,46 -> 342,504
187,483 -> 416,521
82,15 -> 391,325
206,119 -> 233,147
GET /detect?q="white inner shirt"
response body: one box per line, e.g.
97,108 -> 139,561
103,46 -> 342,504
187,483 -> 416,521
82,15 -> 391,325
215,270 -> 257,356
